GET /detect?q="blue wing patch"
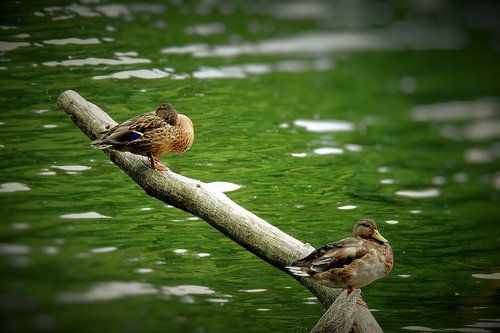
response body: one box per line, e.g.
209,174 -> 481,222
126,131 -> 142,142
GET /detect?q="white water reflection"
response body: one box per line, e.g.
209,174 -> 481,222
43,38 -> 101,45
411,98 -> 499,122
161,285 -> 215,297
40,246 -> 59,255
345,144 -> 363,152
162,23 -> 465,59
93,68 -> 171,80
193,66 -> 246,79
161,43 -> 208,55
204,181 -> 242,193
313,147 -> 344,155
0,243 -> 30,255
52,165 -> 91,171
133,268 -> 153,274
493,172 -> 500,190
0,41 -> 30,51
464,120 -> 500,141
395,189 -> 440,198
185,22 -> 225,36
239,289 -> 267,293
403,322 -> 498,332
90,247 -> 117,254
60,212 -> 110,219
43,56 -> 150,67
472,272 -> 500,280
93,59 -> 332,81
56,281 -> 157,304
42,3 -> 165,20
270,0 -> 391,27
338,205 -> 357,210
294,119 -> 355,132
0,182 -> 30,193
464,147 -> 499,164
159,285 -> 217,304
11,222 -> 30,230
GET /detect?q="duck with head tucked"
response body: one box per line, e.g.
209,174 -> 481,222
287,219 -> 393,294
91,103 -> 194,171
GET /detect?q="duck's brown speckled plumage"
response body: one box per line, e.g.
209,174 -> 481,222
91,103 -> 194,170
287,219 -> 393,292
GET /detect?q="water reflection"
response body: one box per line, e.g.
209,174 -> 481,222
43,55 -> 150,67
60,212 -> 110,219
159,285 -> 220,304
93,68 -> 171,80
43,38 -> 101,45
204,181 -> 242,193
163,23 -> 465,58
185,22 -> 225,36
0,243 -> 30,255
0,41 -> 30,51
10,222 -> 30,230
0,182 -> 31,192
337,205 -> 357,210
56,281 -> 157,304
402,320 -> 500,333
90,247 -> 117,254
313,147 -> 344,155
472,273 -> 500,280
132,268 -> 153,274
395,189 -> 441,198
294,119 -> 355,132
411,98 -> 499,122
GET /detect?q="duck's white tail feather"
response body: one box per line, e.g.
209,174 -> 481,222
286,266 -> 312,277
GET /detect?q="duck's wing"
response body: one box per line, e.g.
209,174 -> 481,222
91,113 -> 166,148
287,237 -> 370,276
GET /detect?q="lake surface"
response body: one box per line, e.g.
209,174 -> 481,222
1,1 -> 499,332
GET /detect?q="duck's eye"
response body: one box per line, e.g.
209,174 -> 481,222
361,223 -> 370,228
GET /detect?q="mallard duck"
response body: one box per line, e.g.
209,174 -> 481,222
91,103 -> 194,171
287,219 -> 393,293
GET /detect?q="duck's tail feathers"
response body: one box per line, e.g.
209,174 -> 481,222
286,266 -> 314,277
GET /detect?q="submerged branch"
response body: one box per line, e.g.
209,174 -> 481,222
57,90 -> 383,333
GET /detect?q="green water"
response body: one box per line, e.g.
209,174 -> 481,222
1,1 -> 499,332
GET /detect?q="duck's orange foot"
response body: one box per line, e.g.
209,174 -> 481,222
355,297 -> 367,308
148,155 -> 169,171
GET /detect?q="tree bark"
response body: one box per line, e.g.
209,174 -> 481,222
57,90 -> 383,333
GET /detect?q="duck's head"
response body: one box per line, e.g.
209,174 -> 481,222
353,218 -> 388,243
156,103 -> 178,125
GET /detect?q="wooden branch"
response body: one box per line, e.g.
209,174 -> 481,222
57,90 -> 383,333
310,290 -> 358,333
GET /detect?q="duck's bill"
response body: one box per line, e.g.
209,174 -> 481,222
371,229 -> 388,243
